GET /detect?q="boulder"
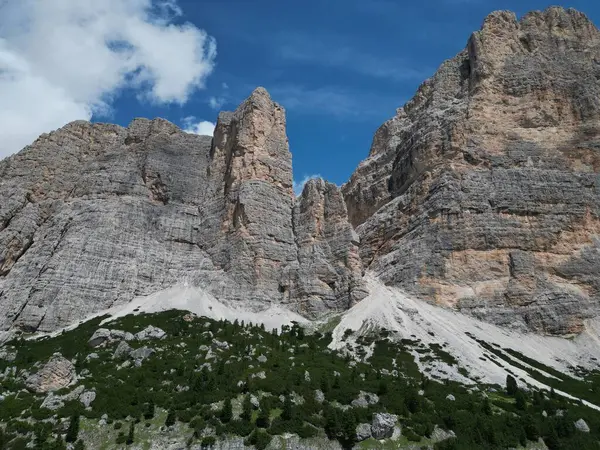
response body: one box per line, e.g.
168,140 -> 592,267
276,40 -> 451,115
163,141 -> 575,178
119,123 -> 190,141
371,413 -> 398,439
575,419 -> 590,433
88,329 -> 111,348
80,390 -> 96,408
351,391 -> 379,408
85,353 -> 99,362
41,392 -> 64,411
135,326 -> 166,341
25,354 -> 76,393
431,426 -> 456,442
314,389 -> 325,403
356,423 -> 372,441
112,341 -> 132,360
130,346 -> 155,366
212,339 -> 230,350
0,347 -> 16,362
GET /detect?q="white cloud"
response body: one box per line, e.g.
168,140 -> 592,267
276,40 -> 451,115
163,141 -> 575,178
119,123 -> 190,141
293,174 -> 322,196
182,116 -> 215,136
0,0 -> 217,158
208,96 -> 226,110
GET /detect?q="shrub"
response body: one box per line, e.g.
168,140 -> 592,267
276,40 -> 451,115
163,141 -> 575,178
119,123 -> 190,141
201,436 -> 216,448
404,428 -> 421,442
245,429 -> 272,450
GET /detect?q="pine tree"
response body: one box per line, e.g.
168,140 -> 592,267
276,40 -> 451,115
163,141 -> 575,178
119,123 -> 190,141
221,397 -> 233,423
532,390 -> 542,406
377,379 -> 388,396
165,411 -> 176,427
482,397 -> 492,415
126,422 -> 135,445
544,426 -> 560,450
506,374 -> 518,396
282,394 -> 293,421
324,406 -> 342,440
333,376 -> 341,389
144,400 -> 155,420
341,410 -> 357,448
523,414 -> 539,441
256,407 -> 270,429
320,376 -> 330,394
65,413 -> 80,443
515,389 -> 527,410
242,394 -> 253,422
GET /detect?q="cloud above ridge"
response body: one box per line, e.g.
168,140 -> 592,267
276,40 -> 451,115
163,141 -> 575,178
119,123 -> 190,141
0,0 -> 216,158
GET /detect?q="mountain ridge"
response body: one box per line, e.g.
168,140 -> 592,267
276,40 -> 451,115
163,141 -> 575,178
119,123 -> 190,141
1,6 -> 600,338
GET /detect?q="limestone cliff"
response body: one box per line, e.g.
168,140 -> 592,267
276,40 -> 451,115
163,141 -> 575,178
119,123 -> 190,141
0,88 -> 365,332
3,6 -> 600,336
344,7 -> 600,334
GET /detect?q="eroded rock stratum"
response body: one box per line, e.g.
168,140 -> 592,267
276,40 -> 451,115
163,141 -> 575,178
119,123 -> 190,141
2,7 -> 600,335
0,88 -> 364,332
344,7 -> 600,334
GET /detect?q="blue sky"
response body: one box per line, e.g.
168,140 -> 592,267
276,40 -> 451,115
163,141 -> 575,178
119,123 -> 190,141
3,1 -> 599,191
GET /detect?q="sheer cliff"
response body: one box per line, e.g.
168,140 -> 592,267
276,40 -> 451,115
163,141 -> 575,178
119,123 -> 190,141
0,89 -> 365,332
2,7 -> 600,336
343,7 -> 600,334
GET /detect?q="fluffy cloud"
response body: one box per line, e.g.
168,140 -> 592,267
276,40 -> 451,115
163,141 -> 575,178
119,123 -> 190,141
182,116 -> 215,136
0,0 -> 216,158
293,174 -> 322,196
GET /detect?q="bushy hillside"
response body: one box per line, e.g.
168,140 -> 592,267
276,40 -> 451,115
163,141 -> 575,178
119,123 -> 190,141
0,310 -> 599,449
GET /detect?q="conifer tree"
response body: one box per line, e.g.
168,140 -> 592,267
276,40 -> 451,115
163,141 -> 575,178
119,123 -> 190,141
126,422 -> 135,445
165,411 -> 176,427
282,394 -> 293,421
144,400 -> 155,420
221,397 -> 233,423
242,394 -> 253,422
506,374 -> 518,396
65,413 -> 80,443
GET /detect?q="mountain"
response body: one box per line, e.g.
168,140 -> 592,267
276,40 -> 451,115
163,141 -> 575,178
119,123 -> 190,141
3,6 -> 600,450
0,89 -> 365,333
1,6 -> 600,340
343,7 -> 600,335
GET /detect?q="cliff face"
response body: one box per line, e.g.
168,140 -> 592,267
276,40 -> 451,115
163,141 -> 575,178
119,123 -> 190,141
2,7 -> 600,335
0,88 -> 365,332
343,7 -> 600,334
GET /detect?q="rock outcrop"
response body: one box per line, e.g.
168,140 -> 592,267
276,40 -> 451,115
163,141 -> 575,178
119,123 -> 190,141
0,88 -> 364,332
344,7 -> 600,334
25,353 -> 76,393
371,413 -> 398,439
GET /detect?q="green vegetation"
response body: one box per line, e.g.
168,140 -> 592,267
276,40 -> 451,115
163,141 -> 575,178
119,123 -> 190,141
0,310 -> 598,449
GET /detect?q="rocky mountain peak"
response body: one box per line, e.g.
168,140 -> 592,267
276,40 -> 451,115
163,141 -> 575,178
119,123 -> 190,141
0,87 -> 364,332
342,6 -> 600,335
3,7 -> 600,336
